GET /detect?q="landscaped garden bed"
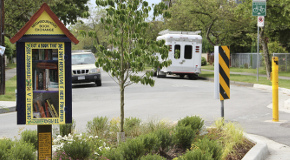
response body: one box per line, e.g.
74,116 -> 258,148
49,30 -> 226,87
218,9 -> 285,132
0,116 -> 254,160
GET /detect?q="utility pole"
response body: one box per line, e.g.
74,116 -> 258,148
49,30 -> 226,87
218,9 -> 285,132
0,0 -> 4,95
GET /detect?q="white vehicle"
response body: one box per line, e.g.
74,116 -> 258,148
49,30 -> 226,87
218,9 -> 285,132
71,51 -> 102,86
156,30 -> 202,79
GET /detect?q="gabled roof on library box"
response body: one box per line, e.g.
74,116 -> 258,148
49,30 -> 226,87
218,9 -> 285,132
10,3 -> 79,44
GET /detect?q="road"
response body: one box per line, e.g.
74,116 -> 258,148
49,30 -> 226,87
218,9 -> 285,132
1,70 -> 290,147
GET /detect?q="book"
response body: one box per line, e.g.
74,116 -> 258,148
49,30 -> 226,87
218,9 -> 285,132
38,71 -> 44,90
39,49 -> 44,60
45,69 -> 50,90
44,102 -> 52,117
45,50 -> 52,60
43,70 -> 46,90
46,99 -> 58,117
33,103 -> 39,112
37,100 -> 46,118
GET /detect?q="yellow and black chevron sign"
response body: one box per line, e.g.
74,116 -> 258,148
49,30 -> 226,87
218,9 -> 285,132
219,46 -> 230,100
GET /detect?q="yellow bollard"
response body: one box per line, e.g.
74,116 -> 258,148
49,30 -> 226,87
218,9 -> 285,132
272,57 -> 279,122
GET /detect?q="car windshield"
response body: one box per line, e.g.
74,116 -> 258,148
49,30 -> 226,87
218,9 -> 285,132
72,53 -> 96,65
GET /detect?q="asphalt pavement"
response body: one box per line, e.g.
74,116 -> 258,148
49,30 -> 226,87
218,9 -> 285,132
1,68 -> 290,160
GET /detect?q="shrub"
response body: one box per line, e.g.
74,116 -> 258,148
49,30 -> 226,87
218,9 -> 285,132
53,133 -> 109,160
194,137 -> 222,160
201,57 -> 207,66
4,141 -> 36,160
143,119 -> 173,134
177,116 -> 204,133
212,118 -> 245,159
87,116 -> 110,136
154,128 -> 173,151
125,117 -> 142,137
125,117 -> 142,128
140,154 -> 166,160
173,125 -> 196,150
178,148 -> 214,160
104,138 -> 145,160
62,138 -> 91,160
20,129 -> 38,150
0,138 -> 14,160
60,119 -> 75,136
140,132 -> 161,153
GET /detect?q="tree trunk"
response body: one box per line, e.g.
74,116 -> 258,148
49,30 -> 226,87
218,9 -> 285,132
260,27 -> 271,80
120,83 -> 124,132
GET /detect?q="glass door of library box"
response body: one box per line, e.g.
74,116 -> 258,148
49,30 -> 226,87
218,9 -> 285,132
25,42 -> 65,125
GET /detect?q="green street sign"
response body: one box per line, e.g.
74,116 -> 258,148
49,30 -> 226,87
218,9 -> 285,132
252,1 -> 266,16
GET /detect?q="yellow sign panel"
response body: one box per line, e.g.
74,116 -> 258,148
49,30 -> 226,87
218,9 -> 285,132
25,11 -> 64,35
25,42 -> 65,125
219,46 -> 230,100
39,132 -> 51,160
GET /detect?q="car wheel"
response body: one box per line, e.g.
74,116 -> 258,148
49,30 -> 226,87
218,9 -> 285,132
95,79 -> 102,86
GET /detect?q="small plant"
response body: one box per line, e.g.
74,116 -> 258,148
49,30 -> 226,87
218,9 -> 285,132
87,116 -> 110,137
211,118 -> 248,159
104,138 -> 145,160
53,133 -> 109,159
154,128 -> 173,151
140,132 -> 161,153
193,137 -> 222,160
20,129 -> 38,150
62,138 -> 91,160
173,125 -> 196,150
0,138 -> 14,160
177,148 -> 214,160
201,57 -> 207,66
124,117 -> 142,137
140,154 -> 166,160
177,116 -> 204,133
4,141 -> 36,160
60,119 -> 75,136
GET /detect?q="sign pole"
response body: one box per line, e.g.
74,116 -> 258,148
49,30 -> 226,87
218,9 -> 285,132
0,0 -> 4,95
257,25 -> 259,81
221,100 -> 224,118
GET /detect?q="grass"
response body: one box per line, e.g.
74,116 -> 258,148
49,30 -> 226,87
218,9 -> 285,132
0,64 -> 17,101
201,65 -> 290,89
202,65 -> 290,77
0,76 -> 16,101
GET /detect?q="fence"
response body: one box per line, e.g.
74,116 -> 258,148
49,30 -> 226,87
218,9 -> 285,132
231,53 -> 290,72
273,53 -> 290,72
231,53 -> 262,69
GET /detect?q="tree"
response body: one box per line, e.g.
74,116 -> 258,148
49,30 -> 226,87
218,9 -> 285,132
236,0 -> 290,79
5,0 -> 90,38
95,0 -> 171,139
165,0 -> 250,47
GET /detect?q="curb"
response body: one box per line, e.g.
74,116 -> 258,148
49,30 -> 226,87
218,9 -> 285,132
242,134 -> 269,160
0,106 -> 16,114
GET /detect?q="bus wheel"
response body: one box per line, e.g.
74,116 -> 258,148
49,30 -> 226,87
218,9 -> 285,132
188,74 -> 198,80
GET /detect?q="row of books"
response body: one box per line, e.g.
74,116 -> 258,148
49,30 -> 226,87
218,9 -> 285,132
33,99 -> 59,118
34,65 -> 58,91
32,49 -> 58,61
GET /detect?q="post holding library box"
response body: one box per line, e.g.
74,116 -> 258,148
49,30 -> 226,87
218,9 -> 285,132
10,3 -> 79,125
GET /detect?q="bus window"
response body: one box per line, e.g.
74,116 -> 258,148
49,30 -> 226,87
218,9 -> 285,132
174,45 -> 180,59
184,45 -> 192,59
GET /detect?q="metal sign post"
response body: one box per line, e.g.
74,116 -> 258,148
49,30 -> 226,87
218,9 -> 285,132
214,46 -> 230,118
253,0 -> 266,81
